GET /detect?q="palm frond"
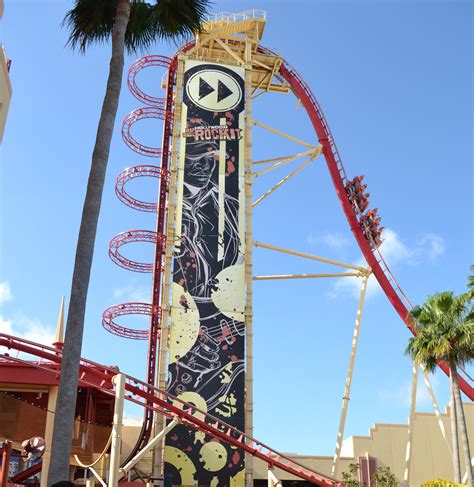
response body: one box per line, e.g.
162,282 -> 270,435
63,0 -> 116,53
153,0 -> 210,39
125,1 -> 165,53
468,264 -> 474,290
407,290 -> 474,370
125,0 -> 212,53
64,0 -> 212,54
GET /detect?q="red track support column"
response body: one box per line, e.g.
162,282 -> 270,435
0,440 -> 12,487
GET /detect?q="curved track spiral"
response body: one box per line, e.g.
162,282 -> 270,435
115,165 -> 167,212
127,55 -> 171,107
121,106 -> 169,158
102,54 -> 177,464
108,230 -> 163,273
171,42 -> 473,401
102,303 -> 154,340
112,39 -> 473,477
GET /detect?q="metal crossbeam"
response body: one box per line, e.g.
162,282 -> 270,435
331,275 -> 369,477
89,468 -> 106,487
252,150 -> 313,166
254,272 -> 360,280
254,241 -> 370,273
215,38 -> 245,65
253,146 -> 321,177
253,119 -> 314,147
121,418 -> 179,477
253,154 -> 318,207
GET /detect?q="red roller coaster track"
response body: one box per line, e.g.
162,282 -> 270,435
109,230 -> 163,273
272,51 -> 473,400
174,41 -> 474,397
102,302 -> 154,340
103,55 -> 177,464
122,106 -> 171,158
4,40 -> 468,487
127,55 -> 172,107
106,39 -> 472,480
115,165 -> 167,213
0,334 -> 342,487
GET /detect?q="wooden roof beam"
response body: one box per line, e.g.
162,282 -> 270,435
214,38 -> 245,65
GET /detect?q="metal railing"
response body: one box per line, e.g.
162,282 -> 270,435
205,9 -> 266,24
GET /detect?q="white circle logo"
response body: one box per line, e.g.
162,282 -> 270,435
186,69 -> 242,112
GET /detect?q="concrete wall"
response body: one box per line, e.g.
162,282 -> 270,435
344,402 -> 474,485
0,0 -> 12,143
119,424 -> 353,483
120,402 -> 474,485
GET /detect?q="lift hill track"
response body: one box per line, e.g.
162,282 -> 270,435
0,333 -> 343,487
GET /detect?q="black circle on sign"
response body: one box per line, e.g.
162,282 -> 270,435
183,63 -> 245,114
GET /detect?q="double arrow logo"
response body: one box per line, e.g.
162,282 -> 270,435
198,77 -> 234,103
185,67 -> 243,112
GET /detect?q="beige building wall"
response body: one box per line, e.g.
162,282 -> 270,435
343,402 -> 474,485
0,0 -> 12,142
252,454 -> 354,483
120,403 -> 473,485
120,423 -> 354,483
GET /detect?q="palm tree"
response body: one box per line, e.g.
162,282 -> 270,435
468,265 -> 474,297
406,292 -> 473,485
48,1 -> 210,484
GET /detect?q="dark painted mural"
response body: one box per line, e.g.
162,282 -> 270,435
165,61 -> 246,487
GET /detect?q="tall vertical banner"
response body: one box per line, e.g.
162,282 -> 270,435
165,60 -> 246,486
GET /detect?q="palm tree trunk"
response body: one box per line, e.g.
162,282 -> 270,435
451,365 -> 473,486
449,362 -> 462,483
47,0 -> 131,484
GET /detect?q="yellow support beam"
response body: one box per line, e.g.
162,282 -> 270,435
254,272 -> 360,280
253,119 -> 314,147
254,240 -> 370,273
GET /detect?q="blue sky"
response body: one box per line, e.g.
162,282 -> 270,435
0,0 -> 472,456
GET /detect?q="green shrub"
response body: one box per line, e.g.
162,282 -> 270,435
371,466 -> 399,486
341,463 -> 363,487
342,463 -> 400,487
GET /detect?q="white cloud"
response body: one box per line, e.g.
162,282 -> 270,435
113,280 -> 150,303
15,314 -> 55,345
0,281 -> 12,305
123,415 -> 143,426
331,270 -> 380,300
306,232 -> 350,250
1,313 -> 55,346
1,314 -> 56,363
329,228 -> 445,300
378,228 -> 412,265
417,233 -> 445,261
0,282 -> 56,359
380,229 -> 445,267
0,315 -> 14,335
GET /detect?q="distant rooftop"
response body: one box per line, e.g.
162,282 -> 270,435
205,9 -> 267,23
